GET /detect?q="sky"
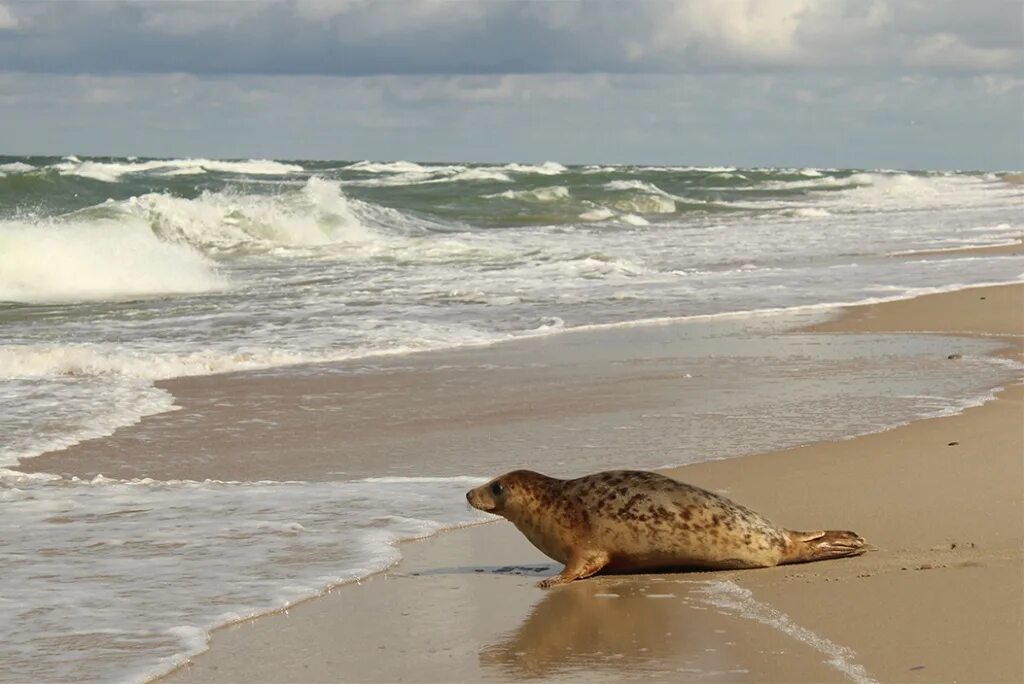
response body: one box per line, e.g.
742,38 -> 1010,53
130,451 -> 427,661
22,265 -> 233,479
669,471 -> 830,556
0,0 -> 1021,169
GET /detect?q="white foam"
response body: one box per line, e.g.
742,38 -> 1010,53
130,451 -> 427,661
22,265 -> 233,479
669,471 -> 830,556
0,375 -> 176,466
448,168 -> 511,183
51,158 -> 302,182
600,179 -> 680,214
579,207 -> 615,221
711,171 -> 748,180
0,217 -> 226,303
345,160 -> 430,174
614,195 -> 676,214
0,161 -> 35,175
0,474 -> 489,683
700,581 -> 878,684
501,161 -> 567,175
885,238 -> 1023,256
604,179 -> 675,197
487,186 -> 571,202
780,207 -> 832,218
0,344 -> 323,381
536,279 -> 1024,339
120,176 -> 375,253
160,159 -> 305,176
620,213 -> 650,226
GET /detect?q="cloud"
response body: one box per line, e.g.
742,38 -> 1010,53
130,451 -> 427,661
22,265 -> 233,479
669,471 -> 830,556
0,2 -> 1019,170
1,70 -> 1019,170
381,74 -> 609,105
0,0 -> 1019,76
646,0 -> 814,66
904,33 -> 1021,72
0,2 -> 18,29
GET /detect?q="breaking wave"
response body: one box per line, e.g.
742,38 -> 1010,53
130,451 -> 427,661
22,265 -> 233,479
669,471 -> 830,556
0,218 -> 226,304
486,186 -> 571,202
116,176 -> 378,253
0,161 -> 36,176
0,177 -> 443,302
52,156 -> 303,182
502,161 -> 567,175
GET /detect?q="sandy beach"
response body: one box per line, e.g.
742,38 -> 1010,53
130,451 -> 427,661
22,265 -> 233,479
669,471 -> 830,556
144,281 -> 1022,684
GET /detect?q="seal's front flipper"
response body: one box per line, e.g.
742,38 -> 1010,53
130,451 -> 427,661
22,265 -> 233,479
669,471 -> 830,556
537,551 -> 610,588
781,529 -> 868,564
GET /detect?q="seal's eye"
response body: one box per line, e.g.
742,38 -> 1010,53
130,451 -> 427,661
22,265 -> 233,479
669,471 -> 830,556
490,481 -> 504,496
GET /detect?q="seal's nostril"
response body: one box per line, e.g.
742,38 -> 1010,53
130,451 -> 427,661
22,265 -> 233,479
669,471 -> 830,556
465,491 -> 472,503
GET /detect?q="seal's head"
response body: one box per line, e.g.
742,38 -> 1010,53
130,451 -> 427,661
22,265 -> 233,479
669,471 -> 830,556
466,470 -> 556,518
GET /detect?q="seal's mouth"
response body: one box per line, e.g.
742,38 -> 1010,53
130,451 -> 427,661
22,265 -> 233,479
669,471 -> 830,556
466,488 -> 496,512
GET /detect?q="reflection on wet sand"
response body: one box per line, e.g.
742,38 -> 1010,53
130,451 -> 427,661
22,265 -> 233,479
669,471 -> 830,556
480,576 -> 757,681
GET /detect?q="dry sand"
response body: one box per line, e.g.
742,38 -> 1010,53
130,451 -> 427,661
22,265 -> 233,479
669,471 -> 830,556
163,283 -> 1023,684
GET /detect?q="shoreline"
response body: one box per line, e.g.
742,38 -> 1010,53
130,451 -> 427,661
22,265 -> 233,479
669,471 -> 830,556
9,243 -> 1023,479
13,286 -> 1021,480
162,282 -> 1023,684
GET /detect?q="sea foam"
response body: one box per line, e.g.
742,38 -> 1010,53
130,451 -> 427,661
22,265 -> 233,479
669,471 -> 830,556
0,473 -> 490,684
122,176 -> 374,252
0,217 -> 226,303
51,157 -> 303,182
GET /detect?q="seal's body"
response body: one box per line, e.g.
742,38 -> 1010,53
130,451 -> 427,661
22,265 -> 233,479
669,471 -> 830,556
466,469 -> 866,587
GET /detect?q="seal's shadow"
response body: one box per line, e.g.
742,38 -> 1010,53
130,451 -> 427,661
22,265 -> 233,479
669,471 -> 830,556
408,563 -> 555,577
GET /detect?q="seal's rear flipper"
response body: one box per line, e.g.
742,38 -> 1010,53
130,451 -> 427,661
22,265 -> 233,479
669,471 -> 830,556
781,529 -> 868,564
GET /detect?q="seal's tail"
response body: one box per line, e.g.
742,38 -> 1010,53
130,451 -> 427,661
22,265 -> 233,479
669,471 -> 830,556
781,529 -> 868,565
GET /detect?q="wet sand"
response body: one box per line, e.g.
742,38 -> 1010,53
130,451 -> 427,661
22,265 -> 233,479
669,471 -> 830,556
155,282 -> 1022,684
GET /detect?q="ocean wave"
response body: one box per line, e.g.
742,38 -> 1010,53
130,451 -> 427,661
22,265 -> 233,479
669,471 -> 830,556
601,179 -> 677,214
51,157 -> 303,182
345,160 -> 432,174
501,161 -> 566,175
0,161 -> 36,176
0,177 -> 440,302
758,175 -> 854,191
818,172 -> 1022,212
843,172 -> 936,196
758,171 -> 951,199
0,217 -> 226,304
708,171 -> 749,180
447,168 -> 511,183
613,195 -> 676,214
485,186 -> 571,202
636,165 -> 737,173
579,207 -> 615,221
117,176 -> 377,253
0,344 -> 322,381
343,164 -> 511,187
603,179 -> 675,197
779,207 -> 832,218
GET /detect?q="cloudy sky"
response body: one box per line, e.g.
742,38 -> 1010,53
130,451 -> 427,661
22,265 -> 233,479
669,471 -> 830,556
1,0 -> 1021,169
